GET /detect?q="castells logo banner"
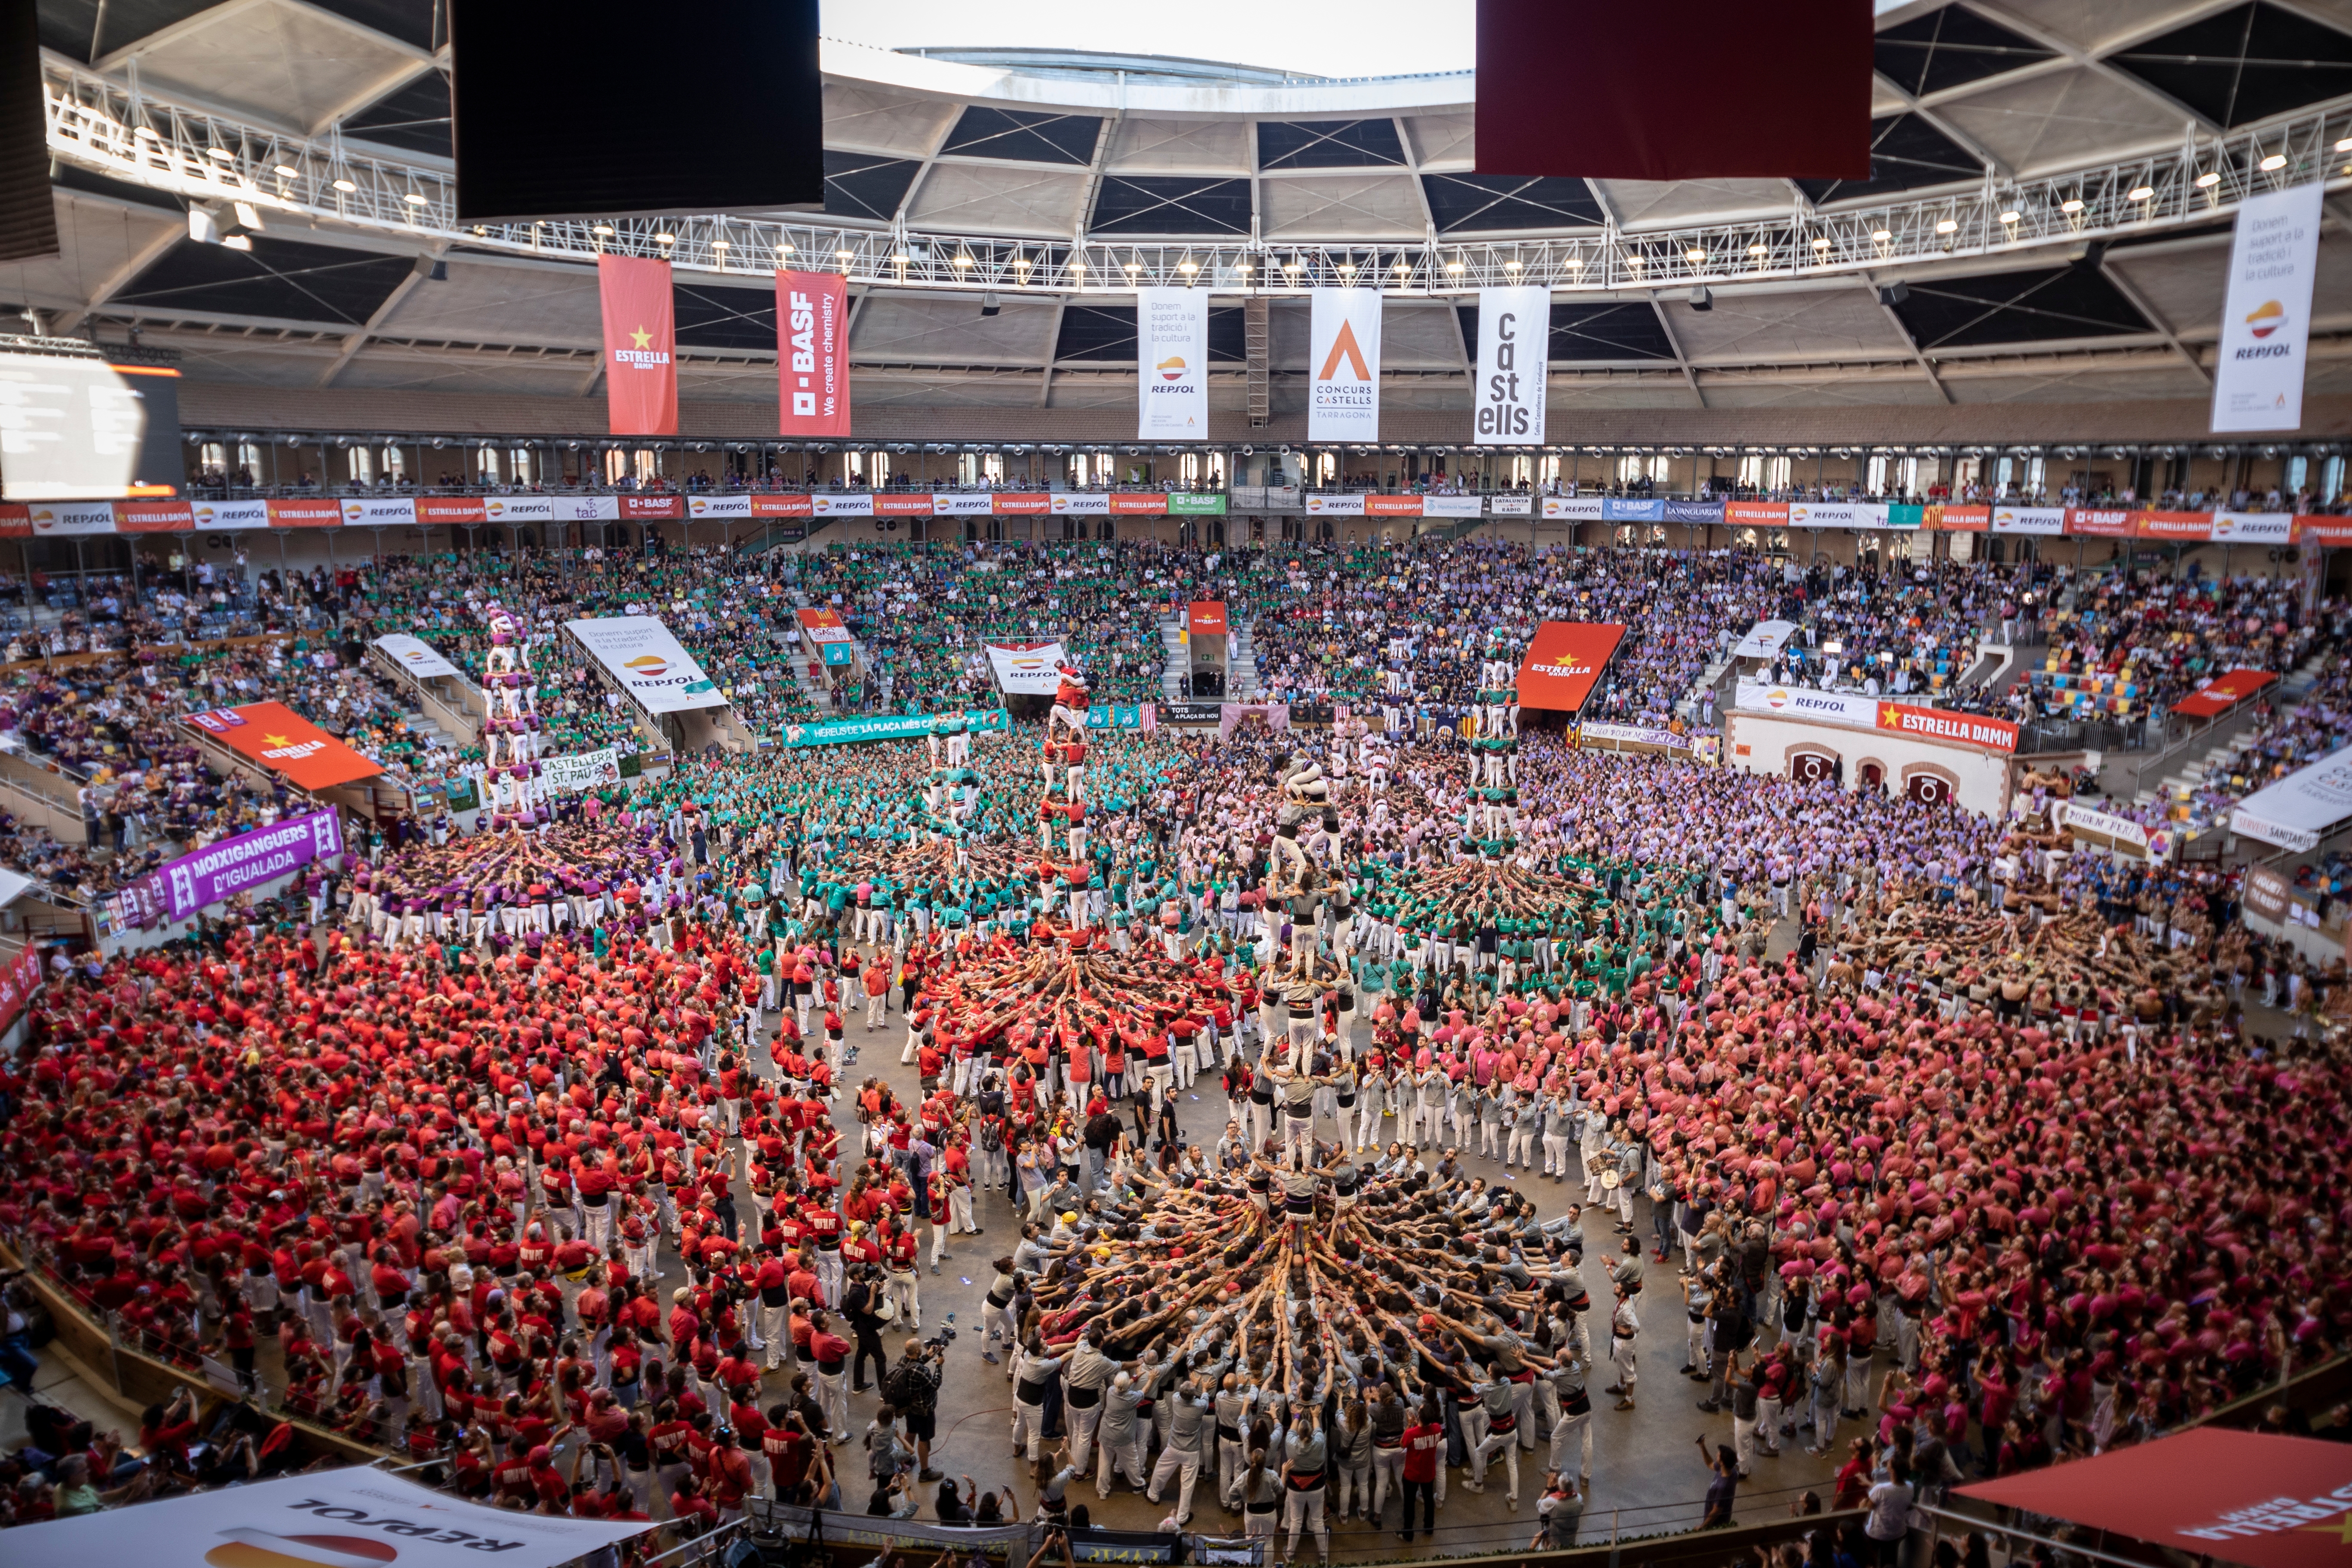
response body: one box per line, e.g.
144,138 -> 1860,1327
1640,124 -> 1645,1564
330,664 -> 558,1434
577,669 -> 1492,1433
563,615 -> 726,714
4,1467 -> 652,1566
185,701 -> 386,790
777,268 -> 851,438
1308,286 -> 1382,442
1472,285 -> 1550,445
1136,286 -> 1209,439
598,253 -> 678,436
1515,620 -> 1626,714
2213,180 -> 2322,434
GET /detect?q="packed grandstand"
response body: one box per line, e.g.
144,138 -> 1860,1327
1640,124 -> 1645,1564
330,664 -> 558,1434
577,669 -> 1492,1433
4,3 -> 2352,1568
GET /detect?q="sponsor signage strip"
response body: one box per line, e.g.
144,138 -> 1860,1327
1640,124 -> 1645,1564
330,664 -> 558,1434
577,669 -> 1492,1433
1472,285 -> 1548,445
1308,288 -> 1382,442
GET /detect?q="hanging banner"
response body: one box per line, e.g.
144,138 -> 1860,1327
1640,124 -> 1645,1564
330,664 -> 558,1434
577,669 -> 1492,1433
783,709 -> 1011,748
986,640 -> 1069,695
1735,679 -> 1882,727
1305,494 -> 1366,515
932,493 -> 992,516
563,616 -> 726,713
1137,287 -> 1210,439
1366,494 -> 1424,516
540,747 -> 624,794
687,493 -> 753,518
993,493 -> 1052,514
1541,495 -> 1603,520
1473,285 -> 1549,444
191,498 -> 270,530
2213,180 -> 2324,434
339,497 -> 414,526
1787,502 -> 1857,528
483,495 -> 554,523
548,495 -> 621,522
598,253 -> 679,436
1724,500 -> 1788,528
2212,511 -> 2294,543
1308,287 -> 1382,442
414,496 -> 486,525
1424,494 -> 1483,518
752,493 -> 814,517
2134,511 -> 2214,542
1930,504 -> 1991,532
814,493 -> 875,516
4,1467 -> 653,1567
1168,492 -> 1225,514
372,633 -> 463,680
1488,495 -> 1532,516
1992,505 -> 2067,536
27,502 -> 115,536
153,806 -> 344,922
1108,493 -> 1168,515
1874,699 -> 2018,753
620,494 -> 682,520
266,497 -> 342,528
1050,493 -> 1109,514
796,606 -> 853,645
777,268 -> 851,438
1603,497 -> 1665,522
1516,621 -> 1626,713
185,702 -> 384,790
112,499 -> 193,532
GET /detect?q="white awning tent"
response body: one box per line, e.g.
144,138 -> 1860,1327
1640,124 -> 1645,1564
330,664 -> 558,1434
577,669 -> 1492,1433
3,1468 -> 653,1566
2231,743 -> 2352,852
1732,620 -> 1798,660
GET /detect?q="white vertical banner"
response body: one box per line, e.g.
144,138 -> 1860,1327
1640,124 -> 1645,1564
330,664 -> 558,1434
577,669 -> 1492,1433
1473,285 -> 1549,445
1308,287 -> 1382,442
2213,180 -> 2324,433
1136,287 -> 1210,439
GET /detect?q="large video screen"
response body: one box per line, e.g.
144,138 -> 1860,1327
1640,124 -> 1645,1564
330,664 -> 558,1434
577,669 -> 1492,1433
0,352 -> 186,500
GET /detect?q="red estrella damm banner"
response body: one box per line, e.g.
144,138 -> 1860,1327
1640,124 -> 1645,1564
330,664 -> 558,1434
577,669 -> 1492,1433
777,269 -> 851,438
1874,700 -> 2018,753
598,254 -> 678,436
185,701 -> 386,790
1516,621 -> 1626,713
1188,601 -> 1228,636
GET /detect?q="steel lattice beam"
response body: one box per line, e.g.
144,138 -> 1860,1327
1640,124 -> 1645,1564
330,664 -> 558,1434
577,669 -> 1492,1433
41,51 -> 2352,298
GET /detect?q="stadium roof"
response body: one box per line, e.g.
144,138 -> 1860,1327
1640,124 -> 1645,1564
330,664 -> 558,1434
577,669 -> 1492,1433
15,0 -> 2352,431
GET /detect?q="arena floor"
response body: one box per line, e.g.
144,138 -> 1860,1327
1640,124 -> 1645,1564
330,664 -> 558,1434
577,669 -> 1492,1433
756,923 -> 1849,1558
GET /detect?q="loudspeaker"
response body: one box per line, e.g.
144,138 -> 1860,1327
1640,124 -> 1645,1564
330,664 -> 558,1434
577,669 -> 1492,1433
0,0 -> 58,263
449,0 -> 822,224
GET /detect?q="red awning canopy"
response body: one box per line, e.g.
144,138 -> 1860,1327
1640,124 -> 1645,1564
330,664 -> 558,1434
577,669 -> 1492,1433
1957,1429 -> 2352,1568
2174,668 -> 2278,718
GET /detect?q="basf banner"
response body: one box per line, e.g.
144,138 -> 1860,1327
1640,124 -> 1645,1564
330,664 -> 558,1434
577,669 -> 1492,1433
777,269 -> 850,438
2214,180 -> 2324,433
987,639 -> 1069,695
1516,621 -> 1626,713
1309,288 -> 1382,441
597,253 -> 678,436
564,616 -> 725,713
1473,286 -> 1549,444
1137,287 -> 1210,438
5,1467 -> 652,1567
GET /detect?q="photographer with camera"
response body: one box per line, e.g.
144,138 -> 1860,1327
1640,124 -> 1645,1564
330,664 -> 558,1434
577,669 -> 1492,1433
885,1332 -> 947,1481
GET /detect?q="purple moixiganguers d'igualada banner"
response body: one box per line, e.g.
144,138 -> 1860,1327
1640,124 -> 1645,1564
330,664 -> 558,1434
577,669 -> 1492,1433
158,808 -> 344,922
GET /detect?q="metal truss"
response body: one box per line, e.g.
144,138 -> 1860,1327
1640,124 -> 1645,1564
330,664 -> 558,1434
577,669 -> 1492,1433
43,51 -> 2352,296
